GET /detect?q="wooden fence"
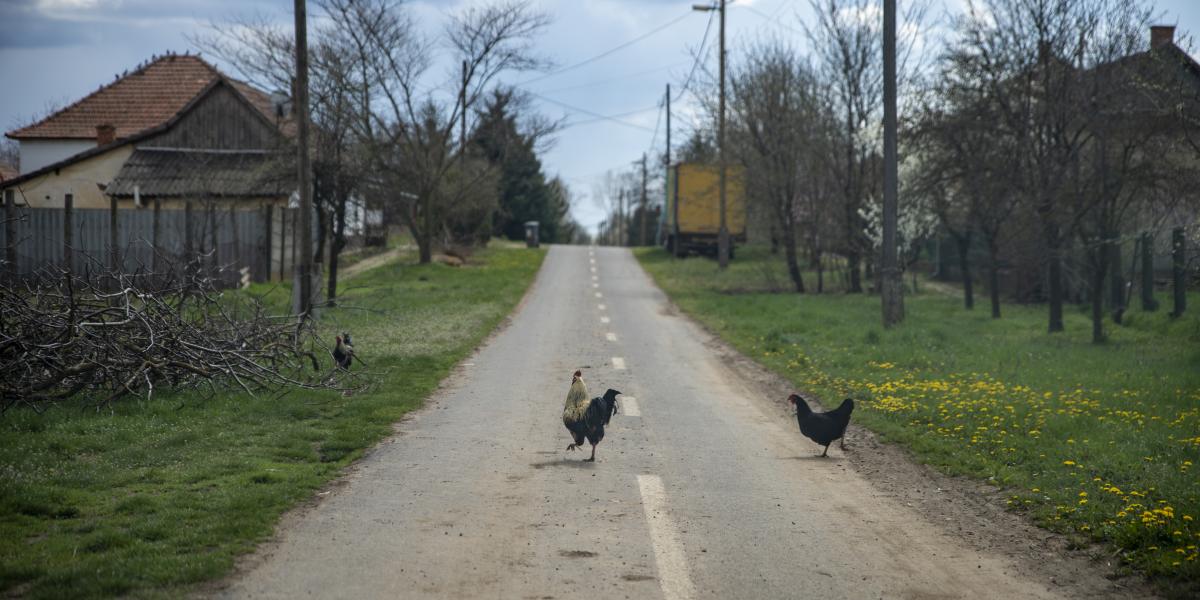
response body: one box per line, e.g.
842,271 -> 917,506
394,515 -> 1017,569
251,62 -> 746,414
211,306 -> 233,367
0,204 -> 300,286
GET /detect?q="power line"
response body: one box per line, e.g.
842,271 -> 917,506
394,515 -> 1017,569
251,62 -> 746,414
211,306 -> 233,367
526,91 -> 656,132
675,8 -> 716,102
562,103 -> 662,130
530,60 -> 691,95
740,3 -> 806,36
517,10 -> 696,86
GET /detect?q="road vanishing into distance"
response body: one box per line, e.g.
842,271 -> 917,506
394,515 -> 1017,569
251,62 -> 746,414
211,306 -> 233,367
221,245 -> 1076,600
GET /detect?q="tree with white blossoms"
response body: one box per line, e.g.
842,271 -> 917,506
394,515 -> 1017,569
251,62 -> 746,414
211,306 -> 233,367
859,166 -> 938,292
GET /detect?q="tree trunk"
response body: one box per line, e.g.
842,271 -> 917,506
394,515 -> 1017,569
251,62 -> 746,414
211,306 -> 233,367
956,233 -> 974,310
1140,231 -> 1158,311
848,251 -> 862,293
419,192 -> 433,264
327,195 -> 347,304
811,248 -> 824,294
1172,227 -> 1187,318
314,203 -> 327,265
1108,238 -> 1124,323
986,238 -> 1002,319
1089,246 -> 1107,343
782,222 -> 805,293
1048,252 -> 1064,332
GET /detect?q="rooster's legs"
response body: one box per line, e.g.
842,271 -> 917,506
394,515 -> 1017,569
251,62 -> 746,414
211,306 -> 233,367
840,436 -> 847,450
820,444 -> 830,457
566,443 -> 577,452
584,444 -> 597,462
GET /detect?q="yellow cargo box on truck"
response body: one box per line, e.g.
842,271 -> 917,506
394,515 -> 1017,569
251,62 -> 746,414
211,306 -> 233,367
663,162 -> 747,257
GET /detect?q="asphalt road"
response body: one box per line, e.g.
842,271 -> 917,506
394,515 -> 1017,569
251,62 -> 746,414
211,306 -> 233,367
221,245 -> 1066,599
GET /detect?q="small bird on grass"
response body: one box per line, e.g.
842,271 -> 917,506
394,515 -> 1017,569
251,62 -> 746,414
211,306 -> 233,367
562,370 -> 620,462
333,333 -> 355,370
788,393 -> 854,457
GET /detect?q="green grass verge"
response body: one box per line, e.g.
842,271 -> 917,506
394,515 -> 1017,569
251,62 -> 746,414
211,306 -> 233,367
636,245 -> 1200,592
0,245 -> 546,599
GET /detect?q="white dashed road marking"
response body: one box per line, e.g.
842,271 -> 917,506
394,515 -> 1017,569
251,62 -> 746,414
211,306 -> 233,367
600,316 -> 610,324
612,357 -> 625,370
637,475 -> 695,600
595,292 -> 603,298
621,396 -> 640,417
598,304 -> 606,310
593,283 -> 599,288
606,332 -> 617,342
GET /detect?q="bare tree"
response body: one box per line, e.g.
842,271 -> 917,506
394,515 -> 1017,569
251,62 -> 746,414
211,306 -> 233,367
730,40 -> 830,293
323,0 -> 550,263
803,0 -> 927,294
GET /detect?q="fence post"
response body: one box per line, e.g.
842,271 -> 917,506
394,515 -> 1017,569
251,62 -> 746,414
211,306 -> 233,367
278,208 -> 287,281
152,196 -> 162,274
184,200 -> 193,258
229,203 -> 241,279
63,193 -> 73,274
1172,227 -> 1187,318
263,204 -> 273,283
109,195 -> 120,276
4,189 -> 15,280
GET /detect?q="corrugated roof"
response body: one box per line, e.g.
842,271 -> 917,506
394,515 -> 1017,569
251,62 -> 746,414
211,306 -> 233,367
6,53 -> 285,141
107,148 -> 292,198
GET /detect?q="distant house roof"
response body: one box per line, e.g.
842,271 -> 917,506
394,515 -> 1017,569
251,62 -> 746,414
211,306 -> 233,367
107,147 -> 292,198
5,53 -> 285,142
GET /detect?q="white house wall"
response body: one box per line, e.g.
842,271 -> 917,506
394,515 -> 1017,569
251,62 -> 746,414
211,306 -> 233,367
19,139 -> 96,173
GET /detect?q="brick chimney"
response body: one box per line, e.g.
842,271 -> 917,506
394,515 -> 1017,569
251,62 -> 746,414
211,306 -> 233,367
95,123 -> 116,146
1151,25 -> 1176,50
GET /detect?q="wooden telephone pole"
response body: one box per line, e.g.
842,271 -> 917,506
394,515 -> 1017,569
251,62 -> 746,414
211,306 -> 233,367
293,0 -> 314,318
639,153 -> 649,247
880,0 -> 904,327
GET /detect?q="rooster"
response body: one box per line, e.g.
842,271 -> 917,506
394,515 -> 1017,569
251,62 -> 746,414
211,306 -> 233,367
562,370 -> 620,462
333,333 -> 354,370
788,394 -> 854,457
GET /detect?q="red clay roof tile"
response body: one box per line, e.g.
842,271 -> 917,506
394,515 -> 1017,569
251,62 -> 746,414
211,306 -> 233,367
6,53 -> 280,141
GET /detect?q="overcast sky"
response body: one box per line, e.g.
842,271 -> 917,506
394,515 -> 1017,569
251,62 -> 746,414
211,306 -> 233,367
2,0 -> 1198,234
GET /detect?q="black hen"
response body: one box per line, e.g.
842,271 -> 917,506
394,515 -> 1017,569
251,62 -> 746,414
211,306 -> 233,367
333,333 -> 354,369
788,394 -> 854,457
562,371 -> 620,462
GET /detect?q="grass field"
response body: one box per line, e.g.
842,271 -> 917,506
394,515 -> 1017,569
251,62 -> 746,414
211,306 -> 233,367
636,245 -> 1200,591
0,245 -> 545,599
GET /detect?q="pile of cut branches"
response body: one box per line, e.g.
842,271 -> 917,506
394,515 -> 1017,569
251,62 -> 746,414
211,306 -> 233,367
0,265 -> 365,412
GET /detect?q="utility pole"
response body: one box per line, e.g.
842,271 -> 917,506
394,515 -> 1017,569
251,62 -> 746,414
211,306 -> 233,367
293,0 -> 314,318
618,189 -> 625,247
640,153 -> 648,247
693,2 -> 729,267
880,0 -> 904,327
667,84 -> 679,257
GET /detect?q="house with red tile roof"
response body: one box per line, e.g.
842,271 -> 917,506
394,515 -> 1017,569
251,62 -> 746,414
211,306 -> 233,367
0,52 -> 298,281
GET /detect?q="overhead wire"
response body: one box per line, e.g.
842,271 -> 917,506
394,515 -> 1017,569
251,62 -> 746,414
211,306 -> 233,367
516,10 -> 695,86
525,91 -> 657,132
674,8 -> 717,102
531,60 -> 691,95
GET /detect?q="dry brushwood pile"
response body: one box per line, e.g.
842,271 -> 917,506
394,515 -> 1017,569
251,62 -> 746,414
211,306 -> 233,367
0,266 -> 366,412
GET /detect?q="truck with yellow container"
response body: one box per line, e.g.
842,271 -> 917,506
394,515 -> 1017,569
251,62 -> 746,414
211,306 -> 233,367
663,162 -> 747,258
